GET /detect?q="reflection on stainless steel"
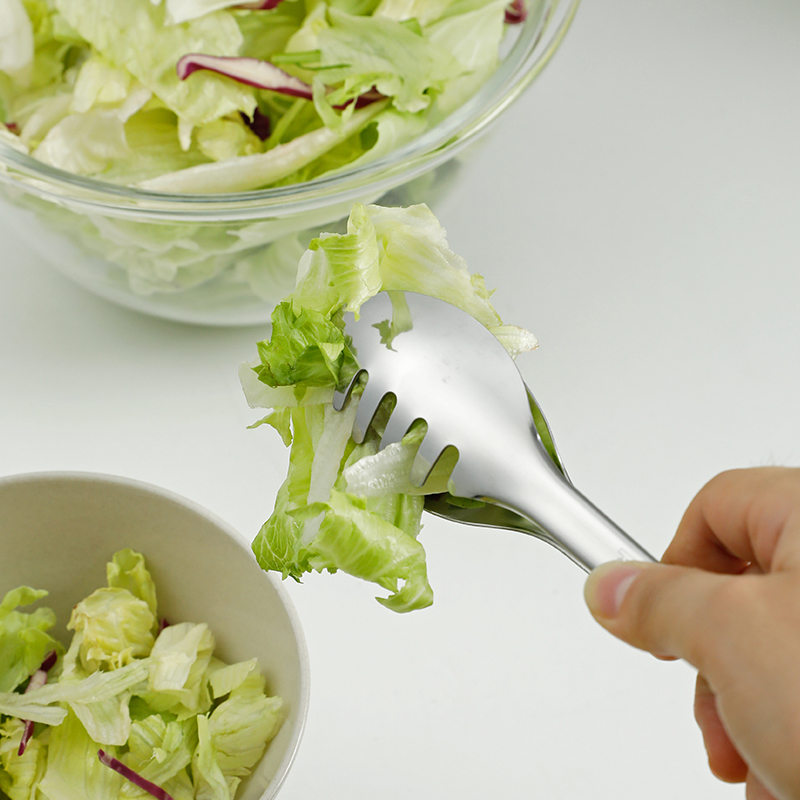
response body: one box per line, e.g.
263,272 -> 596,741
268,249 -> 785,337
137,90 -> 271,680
333,291 -> 655,573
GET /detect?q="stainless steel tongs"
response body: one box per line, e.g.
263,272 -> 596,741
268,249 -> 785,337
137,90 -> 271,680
332,291 -> 655,572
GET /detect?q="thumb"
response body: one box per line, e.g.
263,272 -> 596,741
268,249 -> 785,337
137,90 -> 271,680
584,561 -> 728,667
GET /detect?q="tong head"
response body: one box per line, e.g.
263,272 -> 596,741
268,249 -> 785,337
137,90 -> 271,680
333,292 -> 657,572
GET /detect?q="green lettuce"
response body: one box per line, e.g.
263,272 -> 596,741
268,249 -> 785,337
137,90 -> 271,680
242,203 -> 537,611
311,8 -> 463,118
0,717 -> 48,800
207,661 -> 283,776
67,588 -> 156,674
121,713 -> 197,798
0,0 -> 539,312
140,622 -> 215,719
36,710 -> 125,800
0,0 -> 34,80
106,549 -> 158,618
0,586 -> 61,695
54,0 -> 256,130
1,0 -> 519,190
0,551 -> 283,800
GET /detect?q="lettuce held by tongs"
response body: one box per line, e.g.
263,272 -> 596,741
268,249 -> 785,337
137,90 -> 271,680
241,203 -> 537,611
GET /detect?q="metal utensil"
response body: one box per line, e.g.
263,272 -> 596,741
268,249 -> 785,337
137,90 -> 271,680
333,291 -> 655,572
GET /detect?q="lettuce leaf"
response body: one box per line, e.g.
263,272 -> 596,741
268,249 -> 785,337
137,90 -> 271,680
121,713 -> 197,793
54,0 -> 256,129
36,709 -> 125,800
312,8 -> 464,118
0,0 -> 34,81
192,714 -> 233,800
244,203 -> 537,611
207,662 -> 282,775
67,588 -> 156,673
0,586 -> 60,694
254,300 -> 358,389
2,0 -> 523,191
106,549 -> 158,619
141,622 -> 215,719
0,550 -> 284,800
0,717 -> 48,800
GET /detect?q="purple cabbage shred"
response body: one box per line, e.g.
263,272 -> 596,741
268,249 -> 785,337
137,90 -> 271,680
176,53 -> 384,111
17,650 -> 58,756
236,0 -> 285,8
242,108 -> 272,140
98,750 -> 176,800
505,0 -> 527,24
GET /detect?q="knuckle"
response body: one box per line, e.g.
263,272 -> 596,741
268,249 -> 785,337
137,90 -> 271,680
702,468 -> 741,496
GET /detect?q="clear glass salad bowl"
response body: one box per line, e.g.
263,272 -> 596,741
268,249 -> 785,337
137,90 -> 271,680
0,0 -> 579,326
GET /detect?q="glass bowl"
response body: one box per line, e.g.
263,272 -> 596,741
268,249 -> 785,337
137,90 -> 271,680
0,1 -> 579,326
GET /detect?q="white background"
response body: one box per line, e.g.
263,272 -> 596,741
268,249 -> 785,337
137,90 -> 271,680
3,0 -> 800,797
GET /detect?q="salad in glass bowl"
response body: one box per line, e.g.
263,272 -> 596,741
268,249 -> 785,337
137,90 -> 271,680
0,0 -> 579,325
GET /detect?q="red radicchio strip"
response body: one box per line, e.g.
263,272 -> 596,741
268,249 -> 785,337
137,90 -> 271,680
176,54 -> 384,110
98,750 -> 175,800
177,54 -> 314,98
236,0 -> 285,8
505,0 -> 527,23
17,650 -> 59,756
241,108 -> 272,140
38,650 -> 58,673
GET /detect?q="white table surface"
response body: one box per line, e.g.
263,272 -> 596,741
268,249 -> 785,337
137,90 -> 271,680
3,1 -> 800,797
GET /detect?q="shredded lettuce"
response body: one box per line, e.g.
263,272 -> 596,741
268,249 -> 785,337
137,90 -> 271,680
0,0 -> 540,311
207,663 -> 282,776
36,710 -> 125,800
0,0 -> 34,81
242,203 -> 537,611
0,0 -> 521,190
68,589 -> 157,674
121,714 -> 197,798
0,717 -> 48,800
0,551 -> 283,800
0,587 -> 62,696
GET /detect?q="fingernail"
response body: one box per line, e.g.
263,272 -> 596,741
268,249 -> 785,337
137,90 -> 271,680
584,563 -> 643,619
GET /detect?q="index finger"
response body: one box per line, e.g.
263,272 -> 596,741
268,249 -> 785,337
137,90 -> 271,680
663,467 -> 800,574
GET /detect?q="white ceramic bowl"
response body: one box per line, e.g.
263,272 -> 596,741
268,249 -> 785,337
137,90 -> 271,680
0,1 -> 579,326
0,471 -> 309,800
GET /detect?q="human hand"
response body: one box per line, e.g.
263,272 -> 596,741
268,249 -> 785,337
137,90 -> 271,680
584,467 -> 800,800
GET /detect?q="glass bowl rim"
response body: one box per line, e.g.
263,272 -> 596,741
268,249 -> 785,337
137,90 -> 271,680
0,0 -> 580,221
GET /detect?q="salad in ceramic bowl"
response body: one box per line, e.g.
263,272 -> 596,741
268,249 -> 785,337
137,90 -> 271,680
0,471 -> 309,800
0,0 -> 579,325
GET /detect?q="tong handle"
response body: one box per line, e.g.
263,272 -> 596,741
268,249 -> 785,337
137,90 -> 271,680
492,454 -> 657,572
